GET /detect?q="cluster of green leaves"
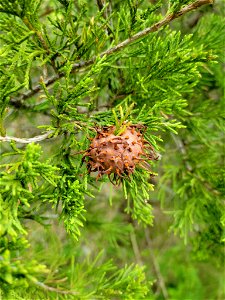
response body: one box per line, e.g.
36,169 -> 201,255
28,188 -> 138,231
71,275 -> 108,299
158,13 -> 225,262
1,225 -> 152,300
0,143 -> 57,291
0,0 -> 224,298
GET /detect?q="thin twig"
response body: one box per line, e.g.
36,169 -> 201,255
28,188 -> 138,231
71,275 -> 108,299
171,133 -> 192,171
40,7 -> 54,18
10,0 -> 213,107
96,0 -> 113,37
145,228 -> 168,300
0,130 -> 54,144
35,281 -> 78,295
130,230 -> 143,266
22,17 -> 58,73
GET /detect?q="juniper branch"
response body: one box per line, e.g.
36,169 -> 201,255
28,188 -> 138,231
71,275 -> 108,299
96,0 -> 113,37
171,133 -> 221,196
35,281 -> 78,295
22,17 -> 58,73
0,130 -> 54,144
10,0 -> 213,107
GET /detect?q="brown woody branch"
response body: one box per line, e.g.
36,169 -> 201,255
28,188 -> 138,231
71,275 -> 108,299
10,0 -> 213,107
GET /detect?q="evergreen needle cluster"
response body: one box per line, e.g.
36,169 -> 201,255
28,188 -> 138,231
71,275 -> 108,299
0,0 -> 224,299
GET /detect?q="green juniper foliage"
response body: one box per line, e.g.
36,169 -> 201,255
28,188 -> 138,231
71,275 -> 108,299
0,0 -> 224,299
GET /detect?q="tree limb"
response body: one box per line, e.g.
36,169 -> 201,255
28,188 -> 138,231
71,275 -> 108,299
0,130 -> 54,144
10,0 -> 213,107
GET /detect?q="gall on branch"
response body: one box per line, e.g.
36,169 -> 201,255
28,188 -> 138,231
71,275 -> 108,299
83,124 -> 157,185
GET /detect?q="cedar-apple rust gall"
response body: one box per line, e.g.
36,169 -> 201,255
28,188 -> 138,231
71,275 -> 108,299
83,124 -> 157,185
